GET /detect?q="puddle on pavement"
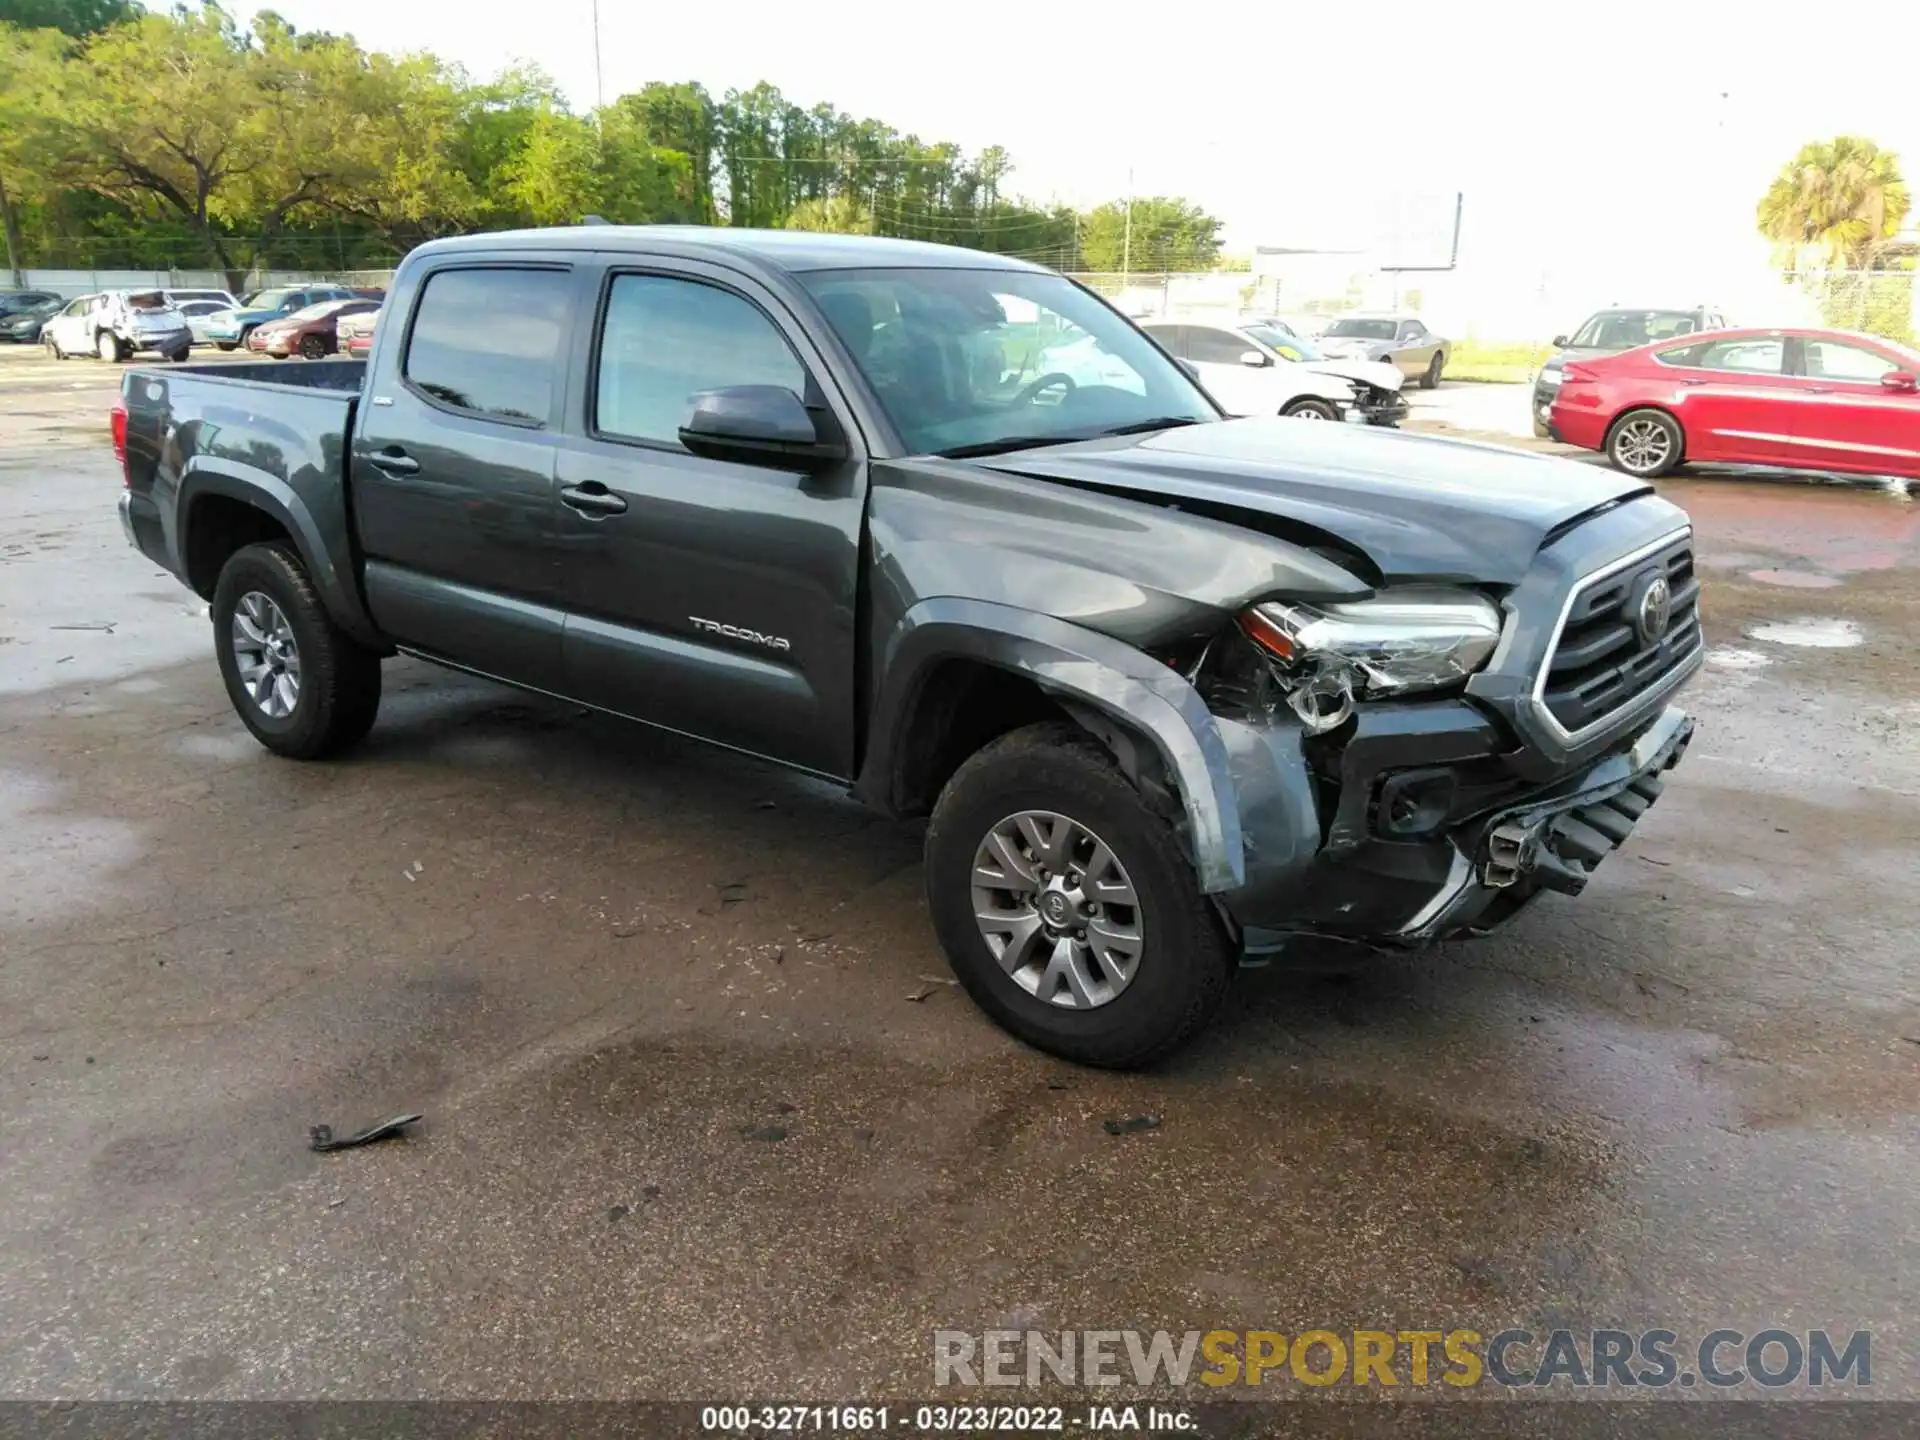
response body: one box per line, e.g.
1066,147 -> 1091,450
1747,617 -> 1865,648
1705,646 -> 1771,670
0,768 -> 143,925
1746,567 -> 1842,588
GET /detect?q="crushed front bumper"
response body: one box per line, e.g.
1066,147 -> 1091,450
1218,702 -> 1695,950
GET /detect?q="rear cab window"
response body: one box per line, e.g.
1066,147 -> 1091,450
402,267 -> 572,426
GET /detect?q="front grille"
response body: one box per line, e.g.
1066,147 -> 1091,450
1540,533 -> 1700,736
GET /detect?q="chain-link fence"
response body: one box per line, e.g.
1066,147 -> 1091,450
1779,268 -> 1917,344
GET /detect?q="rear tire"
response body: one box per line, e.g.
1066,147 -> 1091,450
1605,407 -> 1684,478
215,341 -> 238,352
925,722 -> 1235,1068
1422,351 -> 1445,388
298,334 -> 328,360
211,542 -> 382,760
1282,398 -> 1339,420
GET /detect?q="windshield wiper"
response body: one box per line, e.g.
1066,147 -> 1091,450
1094,416 -> 1207,438
936,416 -> 1207,459
934,434 -> 1091,459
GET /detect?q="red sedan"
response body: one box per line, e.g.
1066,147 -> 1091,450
1549,327 -> 1920,479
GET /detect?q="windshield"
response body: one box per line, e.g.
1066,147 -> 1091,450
1325,318 -> 1397,340
245,289 -> 299,310
800,268 -> 1215,455
1569,310 -> 1699,349
1245,323 -> 1325,361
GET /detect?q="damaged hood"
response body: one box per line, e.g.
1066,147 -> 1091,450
973,416 -> 1651,584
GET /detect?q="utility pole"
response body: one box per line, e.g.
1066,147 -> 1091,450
591,0 -> 605,111
1122,166 -> 1133,280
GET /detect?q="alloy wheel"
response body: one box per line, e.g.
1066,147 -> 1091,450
970,810 -> 1144,1009
1613,417 -> 1673,475
230,590 -> 302,718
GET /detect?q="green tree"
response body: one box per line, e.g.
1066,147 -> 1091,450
784,192 -> 873,234
1757,136 -> 1911,269
1758,137 -> 1913,339
1076,196 -> 1223,272
0,24 -> 67,282
0,0 -> 133,36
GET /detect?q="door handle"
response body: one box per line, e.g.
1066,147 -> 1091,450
560,482 -> 628,517
367,448 -> 419,475
1803,385 -> 1832,394
1679,378 -> 1708,386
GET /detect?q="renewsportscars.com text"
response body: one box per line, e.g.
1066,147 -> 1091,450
933,1328 -> 1871,1390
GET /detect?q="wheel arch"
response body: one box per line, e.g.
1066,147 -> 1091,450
177,461 -> 384,648
855,597 -> 1246,893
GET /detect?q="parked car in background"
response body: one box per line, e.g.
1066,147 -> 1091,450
1533,306 -> 1726,436
1317,314 -> 1450,387
175,299 -> 232,346
1137,319 -> 1364,421
164,287 -> 241,312
337,306 -> 379,358
42,290 -> 191,362
1,289 -> 65,328
247,297 -> 382,359
1,294 -> 64,343
1549,327 -> 1920,479
1239,321 -> 1408,425
203,284 -> 358,350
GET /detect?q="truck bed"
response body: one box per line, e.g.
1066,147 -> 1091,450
118,358 -> 371,638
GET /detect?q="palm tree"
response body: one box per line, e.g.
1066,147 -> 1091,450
1757,136 -> 1911,270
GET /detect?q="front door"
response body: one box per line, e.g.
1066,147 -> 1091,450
1185,324 -> 1277,416
551,259 -> 868,778
1787,334 -> 1920,476
351,260 -> 579,691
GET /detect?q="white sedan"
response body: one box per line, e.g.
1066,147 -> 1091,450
1140,318 -> 1407,425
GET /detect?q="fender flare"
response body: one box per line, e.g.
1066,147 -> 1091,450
858,596 -> 1246,893
177,458 -> 383,647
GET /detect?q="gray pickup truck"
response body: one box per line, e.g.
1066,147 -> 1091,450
114,226 -> 1701,1067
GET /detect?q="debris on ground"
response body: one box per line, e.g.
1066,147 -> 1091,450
738,1123 -> 788,1142
1103,1115 -> 1162,1136
309,1113 -> 423,1153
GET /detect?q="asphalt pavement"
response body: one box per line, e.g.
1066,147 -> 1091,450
1,346 -> 1917,1411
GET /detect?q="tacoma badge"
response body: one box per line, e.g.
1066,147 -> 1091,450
689,616 -> 792,652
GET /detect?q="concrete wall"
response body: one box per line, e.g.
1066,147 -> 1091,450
12,268 -> 341,299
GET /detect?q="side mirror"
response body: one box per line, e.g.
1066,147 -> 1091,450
1239,350 -> 1271,368
1175,358 -> 1200,380
1881,370 -> 1918,395
1551,334 -> 1570,348
679,385 -> 847,469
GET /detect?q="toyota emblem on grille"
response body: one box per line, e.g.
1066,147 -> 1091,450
1632,573 -> 1674,645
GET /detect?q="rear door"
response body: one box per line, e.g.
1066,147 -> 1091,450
1786,334 -> 1920,476
351,259 -> 580,690
549,255 -> 868,777
1649,334 -> 1796,464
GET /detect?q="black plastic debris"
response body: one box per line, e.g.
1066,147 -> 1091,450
1103,1115 -> 1162,1136
309,1113 -> 422,1153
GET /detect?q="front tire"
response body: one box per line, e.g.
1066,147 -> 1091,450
925,723 -> 1235,1068
1606,408 -> 1684,478
211,543 -> 382,760
215,341 -> 238,352
44,335 -> 63,361
96,331 -> 125,363
298,334 -> 328,360
1422,351 -> 1445,388
1282,398 -> 1339,421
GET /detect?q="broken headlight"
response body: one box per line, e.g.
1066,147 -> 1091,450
1236,587 -> 1503,732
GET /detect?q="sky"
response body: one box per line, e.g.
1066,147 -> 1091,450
251,0 -> 1920,331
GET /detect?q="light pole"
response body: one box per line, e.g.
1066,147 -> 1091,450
1121,166 -> 1133,281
